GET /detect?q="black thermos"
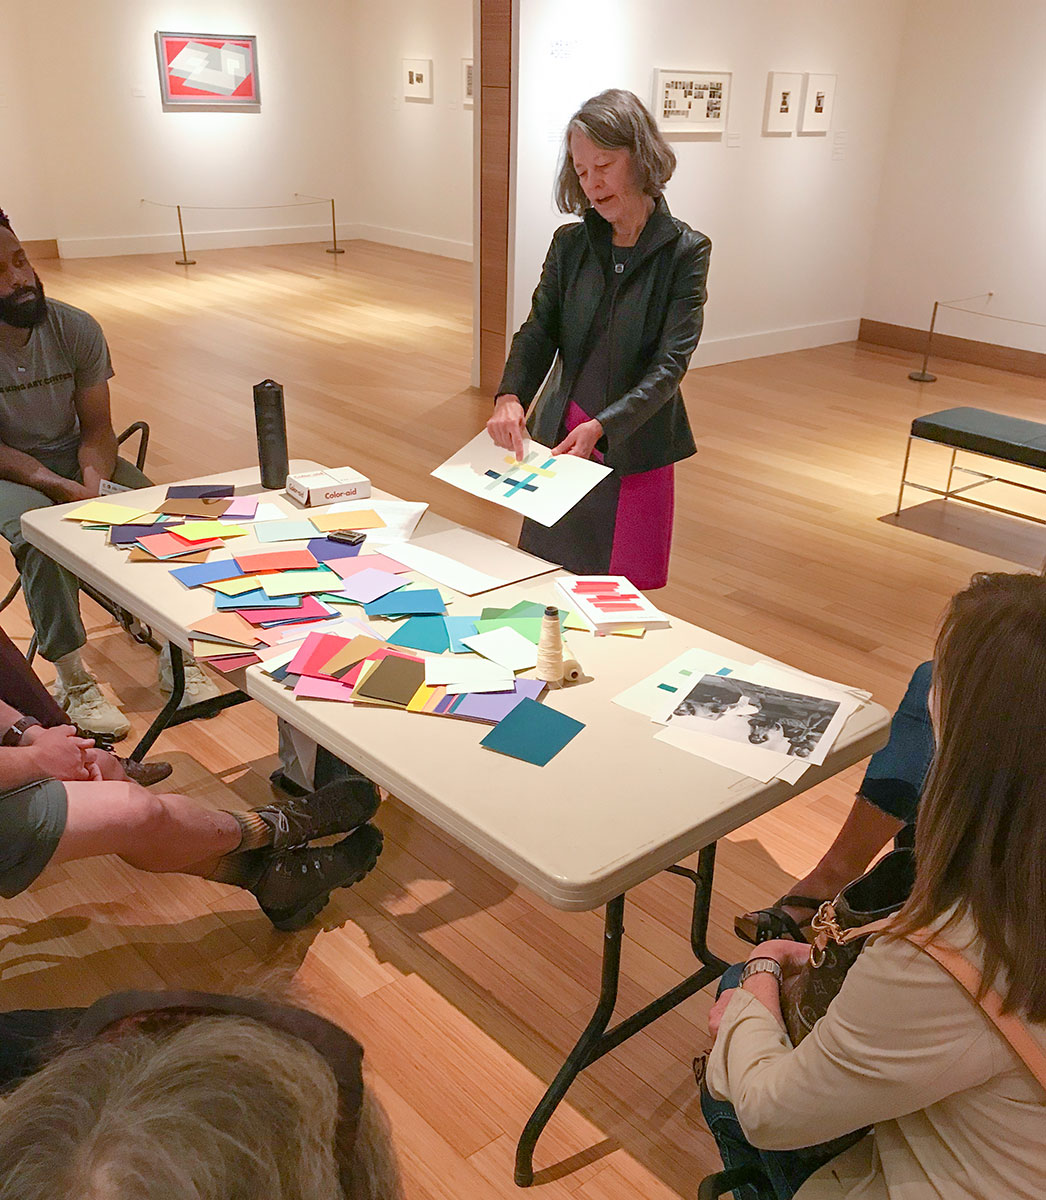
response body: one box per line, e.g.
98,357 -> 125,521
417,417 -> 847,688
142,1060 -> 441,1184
253,379 -> 289,490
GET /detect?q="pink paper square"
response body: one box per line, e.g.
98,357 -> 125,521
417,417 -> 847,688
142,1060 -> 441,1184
328,553 -> 409,579
293,676 -> 354,702
338,568 -> 406,604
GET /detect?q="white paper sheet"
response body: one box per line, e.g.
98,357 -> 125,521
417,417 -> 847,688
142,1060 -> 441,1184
461,627 -> 539,672
390,527 -> 558,595
653,724 -> 787,783
322,499 -> 428,544
424,657 -> 512,687
612,650 -> 755,721
432,432 -> 612,527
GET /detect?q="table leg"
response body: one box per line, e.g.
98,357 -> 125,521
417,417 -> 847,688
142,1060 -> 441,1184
129,644 -> 252,762
514,843 -> 728,1187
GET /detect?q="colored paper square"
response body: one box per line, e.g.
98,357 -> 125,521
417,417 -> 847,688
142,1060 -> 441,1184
108,520 -> 172,545
258,569 -> 340,597
65,500 -> 152,525
293,676 -> 355,702
254,519 -> 319,543
134,531 -> 208,560
187,612 -> 259,647
444,616 -> 479,653
352,654 -> 426,707
309,509 -> 386,533
234,548 -> 318,574
473,617 -> 545,645
289,632 -> 350,677
461,627 -> 538,672
323,636 -> 386,679
450,679 -> 547,724
169,559 -> 246,588
206,575 -> 261,596
338,568 -> 406,604
206,653 -> 261,673
327,553 -> 410,579
479,698 -> 584,766
387,616 -> 451,654
216,589 -> 303,610
307,537 -> 362,563
167,520 -> 247,541
364,588 -> 446,618
158,497 -> 233,518
166,484 -> 235,499
221,496 -> 260,520
128,546 -> 209,564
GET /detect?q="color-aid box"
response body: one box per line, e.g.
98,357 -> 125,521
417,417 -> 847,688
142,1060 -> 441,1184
285,467 -> 372,507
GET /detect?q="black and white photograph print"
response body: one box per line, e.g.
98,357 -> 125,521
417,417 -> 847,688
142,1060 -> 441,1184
402,57 -> 433,101
764,71 -> 802,134
668,673 -> 841,758
653,68 -> 731,132
799,72 -> 836,133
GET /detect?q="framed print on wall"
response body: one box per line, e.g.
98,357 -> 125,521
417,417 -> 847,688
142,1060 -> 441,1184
799,73 -> 837,133
403,59 -> 433,101
763,72 -> 802,134
155,32 -> 260,112
462,59 -> 474,107
653,69 -> 730,133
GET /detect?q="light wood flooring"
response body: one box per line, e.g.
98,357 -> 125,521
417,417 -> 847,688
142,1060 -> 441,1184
2,240 -> 1044,1197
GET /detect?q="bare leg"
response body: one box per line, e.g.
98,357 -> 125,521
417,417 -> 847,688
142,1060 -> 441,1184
50,781 -> 241,876
786,795 -> 905,912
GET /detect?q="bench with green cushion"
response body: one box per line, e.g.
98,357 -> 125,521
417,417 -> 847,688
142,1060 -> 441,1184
911,408 -> 1046,470
896,407 -> 1046,524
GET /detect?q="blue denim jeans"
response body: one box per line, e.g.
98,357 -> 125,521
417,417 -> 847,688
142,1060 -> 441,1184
700,965 -> 845,1200
857,662 -> 934,825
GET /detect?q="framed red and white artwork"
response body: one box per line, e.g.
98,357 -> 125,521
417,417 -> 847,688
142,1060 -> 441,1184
155,32 -> 261,112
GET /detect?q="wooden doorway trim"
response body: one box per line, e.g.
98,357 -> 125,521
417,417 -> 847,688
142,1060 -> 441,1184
477,0 -> 513,394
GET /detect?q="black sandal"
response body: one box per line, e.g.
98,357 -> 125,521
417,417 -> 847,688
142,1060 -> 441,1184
733,894 -> 824,945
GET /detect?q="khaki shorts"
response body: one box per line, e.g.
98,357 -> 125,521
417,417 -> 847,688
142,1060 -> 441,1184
0,778 -> 67,898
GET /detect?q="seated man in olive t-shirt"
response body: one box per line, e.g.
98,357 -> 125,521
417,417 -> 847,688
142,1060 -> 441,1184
0,207 -> 218,738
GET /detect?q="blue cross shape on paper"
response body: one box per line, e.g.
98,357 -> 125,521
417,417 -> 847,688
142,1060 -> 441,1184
484,469 -> 539,497
483,451 -> 557,499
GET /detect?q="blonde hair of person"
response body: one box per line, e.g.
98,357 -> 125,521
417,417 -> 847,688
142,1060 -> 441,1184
892,570 -> 1046,1021
555,88 -> 677,215
0,1016 -> 402,1200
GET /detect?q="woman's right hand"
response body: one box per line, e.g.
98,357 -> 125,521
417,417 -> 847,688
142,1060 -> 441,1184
486,395 -> 527,461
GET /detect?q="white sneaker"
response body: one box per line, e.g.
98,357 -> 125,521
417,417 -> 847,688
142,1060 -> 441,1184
158,646 -> 222,704
53,678 -> 131,741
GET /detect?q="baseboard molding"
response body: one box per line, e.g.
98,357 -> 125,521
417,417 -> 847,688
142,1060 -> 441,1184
23,239 -> 59,260
858,318 -> 1046,380
56,222 -> 473,263
346,223 -> 472,262
691,318 -> 861,368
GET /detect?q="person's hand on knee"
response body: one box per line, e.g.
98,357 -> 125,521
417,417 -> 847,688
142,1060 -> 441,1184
21,724 -> 94,781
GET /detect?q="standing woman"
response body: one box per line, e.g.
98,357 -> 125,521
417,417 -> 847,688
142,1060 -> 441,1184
487,89 -> 710,589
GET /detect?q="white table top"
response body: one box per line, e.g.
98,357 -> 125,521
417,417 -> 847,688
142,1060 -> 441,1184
23,464 -> 890,911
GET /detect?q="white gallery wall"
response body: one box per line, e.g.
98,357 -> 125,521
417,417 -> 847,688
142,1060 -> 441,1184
863,0 -> 1046,354
511,0 -> 910,366
0,0 -> 473,259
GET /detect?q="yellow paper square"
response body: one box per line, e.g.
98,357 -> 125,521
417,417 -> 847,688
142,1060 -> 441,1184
64,500 -> 152,525
205,575 -> 261,596
258,570 -> 339,597
167,521 -> 248,541
191,638 -> 251,659
309,509 -> 386,533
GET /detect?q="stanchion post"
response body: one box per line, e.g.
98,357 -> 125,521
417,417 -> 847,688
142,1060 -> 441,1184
327,197 -> 345,255
174,204 -> 196,266
908,300 -> 938,383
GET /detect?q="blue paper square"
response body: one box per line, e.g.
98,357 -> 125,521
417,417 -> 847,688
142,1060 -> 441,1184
444,616 -> 479,654
363,588 -> 446,617
308,537 -> 362,563
479,698 -> 584,766
169,559 -> 245,588
387,616 -> 451,654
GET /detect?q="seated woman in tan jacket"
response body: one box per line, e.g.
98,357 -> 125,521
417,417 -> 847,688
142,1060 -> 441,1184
702,570 -> 1046,1200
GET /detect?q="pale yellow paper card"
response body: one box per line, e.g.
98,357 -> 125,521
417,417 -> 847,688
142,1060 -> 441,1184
167,521 -> 248,541
65,500 -> 151,524
205,575 -> 261,596
309,509 -> 386,533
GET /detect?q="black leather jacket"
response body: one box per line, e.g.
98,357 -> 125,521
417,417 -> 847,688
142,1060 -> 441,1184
497,195 -> 710,475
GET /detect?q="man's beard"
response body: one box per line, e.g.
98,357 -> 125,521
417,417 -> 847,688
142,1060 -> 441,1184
0,276 -> 47,329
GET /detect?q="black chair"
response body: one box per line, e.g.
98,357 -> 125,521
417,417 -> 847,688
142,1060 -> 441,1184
698,1165 -> 770,1198
0,422 -> 158,663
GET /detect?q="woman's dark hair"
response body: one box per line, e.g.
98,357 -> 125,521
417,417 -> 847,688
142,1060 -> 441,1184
554,89 -> 676,215
892,571 -> 1046,1019
0,209 -> 12,233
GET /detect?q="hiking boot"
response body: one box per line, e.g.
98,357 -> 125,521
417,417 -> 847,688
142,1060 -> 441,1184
158,645 -> 222,705
53,678 -> 130,742
252,778 -> 382,851
250,824 -> 384,931
118,757 -> 173,787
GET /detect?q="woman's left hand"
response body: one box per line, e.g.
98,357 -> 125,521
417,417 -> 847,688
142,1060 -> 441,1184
748,939 -> 812,976
552,418 -> 603,459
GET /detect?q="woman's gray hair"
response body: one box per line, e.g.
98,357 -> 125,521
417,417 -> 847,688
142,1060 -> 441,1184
0,1016 -> 402,1200
554,88 -> 676,215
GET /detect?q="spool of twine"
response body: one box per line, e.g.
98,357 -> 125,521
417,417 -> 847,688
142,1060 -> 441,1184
561,658 -> 582,683
536,605 -> 565,685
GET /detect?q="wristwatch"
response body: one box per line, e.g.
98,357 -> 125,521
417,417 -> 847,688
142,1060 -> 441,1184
739,957 -> 783,986
1,716 -> 41,747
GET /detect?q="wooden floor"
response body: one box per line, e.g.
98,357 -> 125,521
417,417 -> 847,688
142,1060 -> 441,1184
3,240 -> 1043,1196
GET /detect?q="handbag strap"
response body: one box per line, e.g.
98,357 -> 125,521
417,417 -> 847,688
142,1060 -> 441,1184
904,933 -> 1046,1092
